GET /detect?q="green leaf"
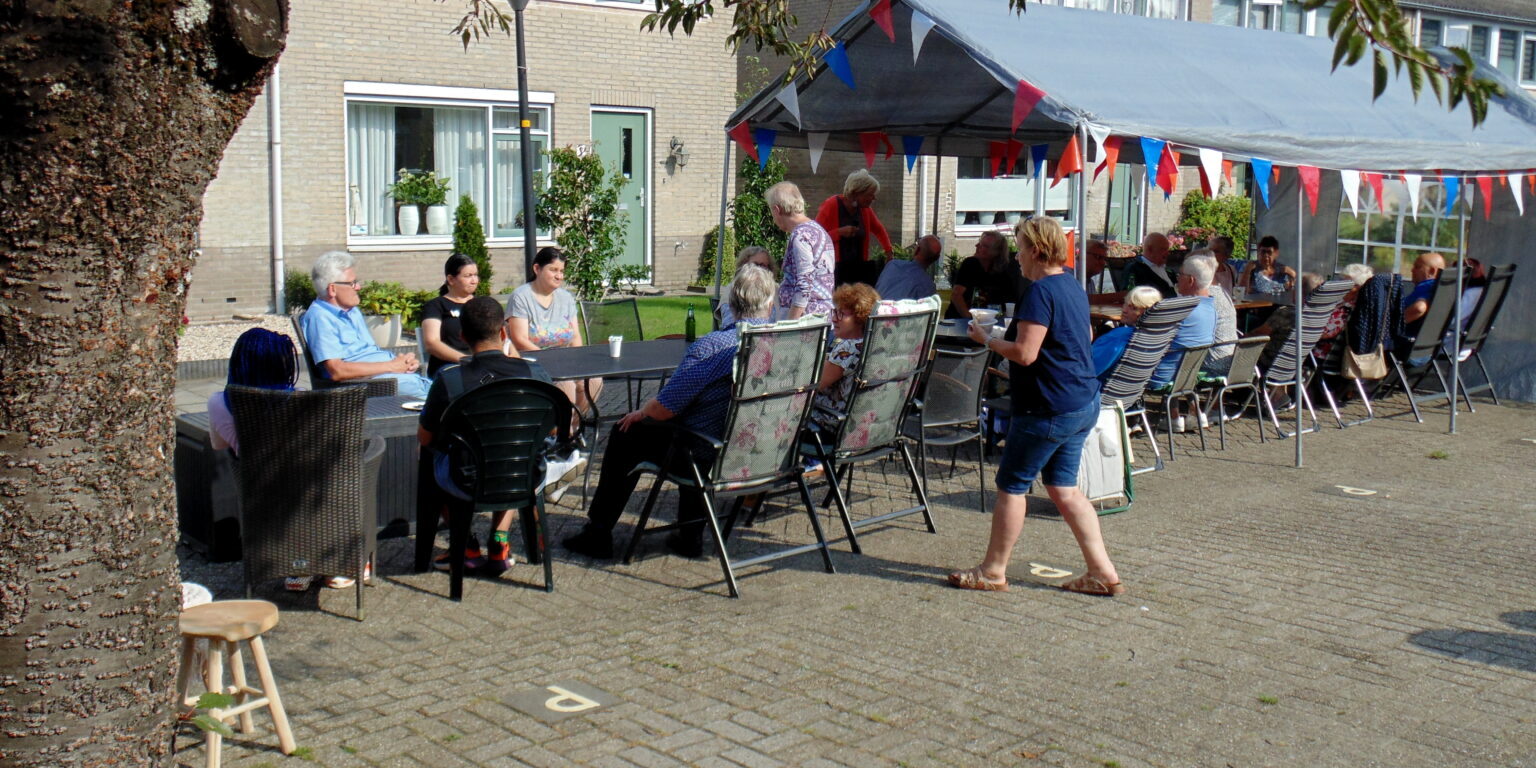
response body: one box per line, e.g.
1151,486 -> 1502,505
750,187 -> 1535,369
191,715 -> 236,738
1345,34 -> 1367,67
1331,28 -> 1353,72
1327,1 -> 1352,37
1407,60 -> 1424,101
194,692 -> 235,710
1372,51 -> 1388,101
1426,70 -> 1445,103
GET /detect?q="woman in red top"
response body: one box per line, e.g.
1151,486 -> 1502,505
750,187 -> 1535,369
815,169 -> 892,287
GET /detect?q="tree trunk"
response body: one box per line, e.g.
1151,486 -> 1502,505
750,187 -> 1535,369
0,2 -> 286,764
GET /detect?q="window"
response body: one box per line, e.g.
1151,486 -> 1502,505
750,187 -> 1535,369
344,89 -> 550,242
1498,29 -> 1521,78
1524,37 -> 1536,84
953,157 -> 1075,233
1420,18 -> 1442,47
1212,0 -> 1308,33
1335,180 -> 1466,275
1470,25 -> 1490,60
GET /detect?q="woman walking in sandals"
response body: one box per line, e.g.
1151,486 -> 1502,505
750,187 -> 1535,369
948,217 -> 1125,597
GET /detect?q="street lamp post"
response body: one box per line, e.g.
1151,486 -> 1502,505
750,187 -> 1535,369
510,0 -> 538,283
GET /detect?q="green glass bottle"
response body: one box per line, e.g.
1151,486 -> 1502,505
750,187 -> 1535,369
685,304 -> 697,342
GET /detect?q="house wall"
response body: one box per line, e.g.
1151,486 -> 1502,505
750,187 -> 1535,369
193,0 -> 738,320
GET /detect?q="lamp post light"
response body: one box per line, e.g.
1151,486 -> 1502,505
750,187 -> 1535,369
509,0 -> 538,283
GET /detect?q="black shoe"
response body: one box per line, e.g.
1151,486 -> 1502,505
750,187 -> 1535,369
664,532 -> 706,559
561,528 -> 614,559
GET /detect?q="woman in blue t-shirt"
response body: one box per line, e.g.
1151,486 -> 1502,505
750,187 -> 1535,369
947,217 -> 1125,597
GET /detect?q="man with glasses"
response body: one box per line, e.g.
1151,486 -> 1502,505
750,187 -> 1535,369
300,250 -> 430,398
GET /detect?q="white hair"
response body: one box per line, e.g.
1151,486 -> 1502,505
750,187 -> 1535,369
843,169 -> 880,197
729,264 -> 777,321
1125,286 -> 1163,310
763,181 -> 806,216
1182,253 -> 1217,289
311,251 -> 356,295
1342,262 -> 1374,286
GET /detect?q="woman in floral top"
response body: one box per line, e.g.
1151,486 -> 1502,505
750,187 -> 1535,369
765,180 -> 835,319
811,284 -> 879,431
507,247 -> 601,422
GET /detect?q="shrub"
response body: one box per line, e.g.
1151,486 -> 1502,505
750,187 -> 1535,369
732,152 -> 787,258
387,169 -> 451,207
452,195 -> 491,296
696,225 -> 737,286
536,146 -> 628,301
1176,192 -> 1252,255
284,269 -> 316,311
357,281 -> 416,317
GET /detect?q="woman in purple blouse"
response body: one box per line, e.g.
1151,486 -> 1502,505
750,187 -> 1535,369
765,180 -> 835,319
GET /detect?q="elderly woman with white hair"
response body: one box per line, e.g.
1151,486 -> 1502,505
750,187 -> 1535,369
563,264 -> 782,560
815,169 -> 893,286
1185,249 -> 1238,377
766,180 -> 836,319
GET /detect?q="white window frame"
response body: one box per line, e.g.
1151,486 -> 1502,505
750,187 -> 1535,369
1335,180 -> 1467,275
1417,14 -> 1445,47
342,82 -> 556,251
1523,33 -> 1536,86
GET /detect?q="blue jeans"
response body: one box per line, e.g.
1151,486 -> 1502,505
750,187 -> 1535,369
382,372 -> 431,399
994,400 -> 1099,494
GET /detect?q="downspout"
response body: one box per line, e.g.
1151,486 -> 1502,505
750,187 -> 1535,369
268,64 -> 285,314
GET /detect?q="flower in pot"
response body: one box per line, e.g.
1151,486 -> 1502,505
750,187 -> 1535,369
357,281 -> 417,348
387,170 -> 452,235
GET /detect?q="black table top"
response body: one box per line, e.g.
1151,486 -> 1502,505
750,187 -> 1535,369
527,339 -> 689,381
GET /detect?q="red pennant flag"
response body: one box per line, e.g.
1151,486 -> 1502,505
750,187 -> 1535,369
1298,165 -> 1321,215
1064,229 -> 1076,270
1094,136 -> 1122,181
1051,135 -> 1082,188
869,0 -> 896,42
879,132 -> 895,160
987,141 -> 1005,178
1362,172 -> 1386,213
858,133 -> 884,168
1271,165 -> 1281,187
1222,159 -> 1234,187
1197,165 -> 1214,197
727,122 -> 758,164
1011,80 -> 1046,134
1156,143 -> 1178,196
1003,139 -> 1024,175
1527,171 -> 1535,194
1476,175 -> 1494,220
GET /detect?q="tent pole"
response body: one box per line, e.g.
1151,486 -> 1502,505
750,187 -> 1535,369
1077,123 -> 1089,291
714,137 -> 732,300
917,156 -> 927,239
1294,172 -> 1304,469
1449,185 -> 1467,435
932,137 -> 944,236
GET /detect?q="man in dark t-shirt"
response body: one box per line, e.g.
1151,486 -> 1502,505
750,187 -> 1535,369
418,296 -> 554,575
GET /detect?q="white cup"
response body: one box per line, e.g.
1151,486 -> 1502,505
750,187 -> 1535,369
969,308 -> 999,329
1004,302 -> 1016,320
608,335 -> 623,357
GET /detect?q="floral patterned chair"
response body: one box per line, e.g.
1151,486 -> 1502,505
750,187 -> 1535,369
621,314 -> 833,598
802,296 -> 941,555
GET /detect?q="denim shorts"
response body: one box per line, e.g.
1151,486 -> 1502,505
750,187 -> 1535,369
995,400 -> 1100,494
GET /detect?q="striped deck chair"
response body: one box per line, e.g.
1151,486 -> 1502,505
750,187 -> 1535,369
1444,263 -> 1516,406
1376,269 -> 1463,422
1257,279 -> 1353,439
1098,295 -> 1200,474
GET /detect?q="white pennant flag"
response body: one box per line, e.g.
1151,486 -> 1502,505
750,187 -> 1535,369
1509,172 -> 1525,215
775,83 -> 801,130
910,9 -> 936,65
807,132 -> 828,174
1086,123 -> 1111,165
1403,173 -> 1423,219
1197,148 -> 1223,194
1340,169 -> 1361,216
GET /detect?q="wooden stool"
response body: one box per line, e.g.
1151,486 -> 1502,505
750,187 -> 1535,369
176,600 -> 295,767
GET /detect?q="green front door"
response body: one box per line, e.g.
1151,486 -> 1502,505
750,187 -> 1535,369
590,110 -> 649,272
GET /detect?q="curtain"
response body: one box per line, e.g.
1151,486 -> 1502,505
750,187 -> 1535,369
347,103 -> 395,236
432,107 -> 486,223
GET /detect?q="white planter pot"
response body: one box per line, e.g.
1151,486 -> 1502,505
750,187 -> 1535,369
365,314 -> 402,349
954,212 -> 969,228
1005,211 -> 1023,225
397,205 -> 420,236
425,205 -> 451,235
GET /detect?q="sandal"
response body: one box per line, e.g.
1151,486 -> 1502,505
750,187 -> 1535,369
947,567 -> 1008,592
1059,574 -> 1125,597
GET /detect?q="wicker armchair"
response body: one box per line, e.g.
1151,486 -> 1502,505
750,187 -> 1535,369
225,385 -> 382,621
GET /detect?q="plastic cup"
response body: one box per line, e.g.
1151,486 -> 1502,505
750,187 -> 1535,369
608,335 -> 623,357
1004,302 -> 1016,320
969,308 -> 999,329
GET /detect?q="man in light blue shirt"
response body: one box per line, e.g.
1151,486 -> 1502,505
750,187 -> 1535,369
874,235 -> 940,300
300,251 -> 430,399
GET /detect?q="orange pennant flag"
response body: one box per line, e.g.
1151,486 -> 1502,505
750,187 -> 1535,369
1094,136 -> 1123,181
1221,159 -> 1234,187
1064,229 -> 1076,270
1051,135 -> 1082,188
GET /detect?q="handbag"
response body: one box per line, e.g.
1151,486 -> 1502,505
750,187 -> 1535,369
1343,342 -> 1388,380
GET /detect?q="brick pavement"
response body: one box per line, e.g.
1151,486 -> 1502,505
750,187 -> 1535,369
175,387 -> 1536,767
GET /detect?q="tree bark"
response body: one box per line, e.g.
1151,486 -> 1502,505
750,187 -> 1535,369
0,1 -> 286,764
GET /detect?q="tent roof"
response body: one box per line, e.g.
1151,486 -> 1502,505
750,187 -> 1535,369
728,0 -> 1536,173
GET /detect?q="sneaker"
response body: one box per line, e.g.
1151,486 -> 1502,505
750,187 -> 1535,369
324,575 -> 355,589
802,458 -> 823,476
476,557 -> 513,577
284,576 -> 312,592
562,528 -> 614,559
433,546 -> 483,572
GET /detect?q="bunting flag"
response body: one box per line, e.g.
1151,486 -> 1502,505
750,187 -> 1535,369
1095,136 -> 1122,181
1064,229 -> 1076,270
1362,172 -> 1386,213
1086,124 -> 1111,165
774,84 -> 801,130
869,0 -> 895,42
1155,143 -> 1178,198
727,122 -> 758,164
1004,138 -> 1024,175
825,42 -> 856,89
1402,173 -> 1423,219
1340,169 -> 1361,216
987,141 -> 1005,178
1251,158 -> 1273,208
1442,175 -> 1460,216
859,132 -> 882,168
902,135 -> 923,172
1528,171 -> 1535,195
1476,175 -> 1494,220
910,9 -> 936,65
1051,134 -> 1081,188
1011,80 -> 1046,134
1222,159 -> 1234,187
1140,137 -> 1166,187
1298,165 -> 1321,215
1509,172 -> 1526,215
807,132 -> 828,174
753,128 -> 776,170
1197,148 -> 1222,198
1272,165 -> 1281,187
1030,143 -> 1049,178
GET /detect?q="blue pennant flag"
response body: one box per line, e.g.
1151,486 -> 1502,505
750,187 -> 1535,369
1140,137 -> 1165,186
1031,143 -> 1049,178
1443,175 -> 1460,215
1251,157 -> 1273,208
753,128 -> 777,170
825,42 -> 856,90
902,136 -> 923,172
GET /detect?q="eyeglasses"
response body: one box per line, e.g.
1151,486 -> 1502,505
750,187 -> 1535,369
331,280 -> 362,289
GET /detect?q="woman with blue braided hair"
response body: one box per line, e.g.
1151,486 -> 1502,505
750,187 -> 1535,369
207,328 -> 300,455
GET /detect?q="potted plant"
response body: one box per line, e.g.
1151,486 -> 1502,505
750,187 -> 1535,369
387,170 -> 451,235
357,281 -> 415,348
